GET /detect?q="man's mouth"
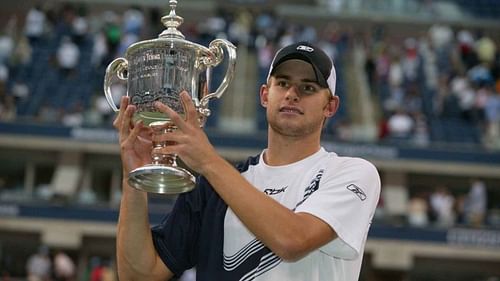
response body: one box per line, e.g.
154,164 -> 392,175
279,106 -> 304,115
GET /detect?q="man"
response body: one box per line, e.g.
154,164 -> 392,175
114,41 -> 380,281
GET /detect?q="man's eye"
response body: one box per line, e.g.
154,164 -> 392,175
300,84 -> 318,94
277,81 -> 289,87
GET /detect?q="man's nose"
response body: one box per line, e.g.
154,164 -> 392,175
285,84 -> 300,101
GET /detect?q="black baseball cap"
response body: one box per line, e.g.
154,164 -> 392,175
267,41 -> 336,95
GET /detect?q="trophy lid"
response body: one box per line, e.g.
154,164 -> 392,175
159,0 -> 185,39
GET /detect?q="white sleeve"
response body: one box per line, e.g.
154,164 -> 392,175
295,157 -> 381,260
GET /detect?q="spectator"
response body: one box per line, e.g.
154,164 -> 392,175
388,54 -> 404,110
122,6 -> 144,36
37,103 -> 61,124
365,50 -> 377,96
429,186 -> 455,227
457,29 -> 478,70
468,64 -> 493,87
0,95 -> 17,122
100,260 -> 116,281
26,245 -> 51,281
484,89 -> 500,148
475,35 -> 496,66
87,258 -> 116,281
24,4 -> 46,46
464,179 -> 488,227
428,23 -> 453,75
387,108 -> 414,139
0,64 -> 7,84
12,36 -> 33,66
53,250 -> 75,281
95,94 -> 114,125
450,74 -> 475,121
89,257 -> 103,281
375,44 -> 391,105
76,185 -> 97,205
56,36 -> 80,77
71,14 -> 89,45
408,192 -> 429,227
62,103 -> 84,127
0,32 -> 14,65
331,118 -> 353,141
102,12 -> 121,60
83,100 -> 104,127
412,112 -> 430,146
90,31 -> 108,67
401,37 -> 420,87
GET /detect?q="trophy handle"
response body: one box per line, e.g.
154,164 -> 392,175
199,39 -> 237,111
104,57 -> 129,112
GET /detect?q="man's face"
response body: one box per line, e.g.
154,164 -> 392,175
260,59 -> 338,138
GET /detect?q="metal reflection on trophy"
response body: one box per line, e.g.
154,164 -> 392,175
103,0 -> 237,194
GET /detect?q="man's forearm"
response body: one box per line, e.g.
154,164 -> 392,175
201,156 -> 335,261
116,179 -> 172,280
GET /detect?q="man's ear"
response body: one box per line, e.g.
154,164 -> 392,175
324,95 -> 340,118
260,84 -> 269,108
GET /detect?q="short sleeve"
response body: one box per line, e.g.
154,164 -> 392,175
295,157 -> 380,260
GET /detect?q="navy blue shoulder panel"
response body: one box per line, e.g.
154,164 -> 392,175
236,153 -> 261,173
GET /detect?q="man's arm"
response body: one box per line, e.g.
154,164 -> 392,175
116,180 -> 173,280
154,94 -> 337,261
203,156 -> 337,261
114,97 -> 174,280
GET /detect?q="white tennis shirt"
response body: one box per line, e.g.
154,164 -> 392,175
223,147 -> 381,281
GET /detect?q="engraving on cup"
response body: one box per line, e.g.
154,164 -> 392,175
128,48 -> 200,124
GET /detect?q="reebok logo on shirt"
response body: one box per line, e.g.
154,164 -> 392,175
346,184 -> 367,201
264,186 -> 288,195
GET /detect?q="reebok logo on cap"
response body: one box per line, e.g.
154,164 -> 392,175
267,41 -> 337,96
296,45 -> 314,52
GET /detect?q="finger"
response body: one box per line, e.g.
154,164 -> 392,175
137,135 -> 153,145
137,126 -> 153,144
113,96 -> 130,129
122,119 -> 144,154
119,105 -> 135,142
180,91 -> 198,125
154,101 -> 188,131
152,143 -> 182,156
151,129 -> 184,144
127,120 -> 144,145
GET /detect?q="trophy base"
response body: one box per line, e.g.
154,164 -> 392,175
128,164 -> 196,194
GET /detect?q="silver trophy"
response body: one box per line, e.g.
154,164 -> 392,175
104,0 -> 237,194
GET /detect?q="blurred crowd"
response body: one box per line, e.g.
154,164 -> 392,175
362,23 -> 500,148
0,2 -> 498,148
21,246 -> 115,281
0,3 -> 155,127
0,2 -> 346,131
405,179 -> 495,228
0,2 -> 497,193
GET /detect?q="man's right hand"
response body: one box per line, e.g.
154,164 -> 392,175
113,96 -> 153,174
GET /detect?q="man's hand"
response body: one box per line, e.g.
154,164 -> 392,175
113,96 -> 153,174
153,91 -> 220,175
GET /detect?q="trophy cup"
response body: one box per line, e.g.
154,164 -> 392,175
104,0 -> 237,194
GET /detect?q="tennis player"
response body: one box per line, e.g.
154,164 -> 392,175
114,41 -> 381,281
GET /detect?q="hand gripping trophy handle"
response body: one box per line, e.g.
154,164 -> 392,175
198,39 -> 237,120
